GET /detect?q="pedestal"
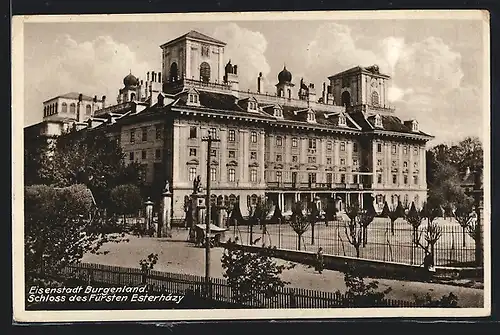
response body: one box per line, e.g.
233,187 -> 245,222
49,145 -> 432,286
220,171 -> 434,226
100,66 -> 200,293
144,200 -> 154,236
159,191 -> 172,238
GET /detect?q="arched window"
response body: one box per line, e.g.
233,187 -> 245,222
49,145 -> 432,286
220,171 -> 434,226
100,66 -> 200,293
69,103 -> 76,114
130,93 -> 136,101
374,114 -> 383,128
287,89 -> 291,99
278,89 -> 284,97
200,62 -> 211,82
371,91 -> 380,107
169,62 -> 178,82
341,91 -> 351,107
251,194 -> 258,206
338,113 -> 347,126
414,195 -> 420,208
86,104 -> 91,115
62,102 -> 67,113
44,106 -> 47,117
404,194 -> 409,207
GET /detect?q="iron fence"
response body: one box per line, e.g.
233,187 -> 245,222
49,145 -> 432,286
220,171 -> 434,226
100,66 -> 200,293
229,218 -> 477,267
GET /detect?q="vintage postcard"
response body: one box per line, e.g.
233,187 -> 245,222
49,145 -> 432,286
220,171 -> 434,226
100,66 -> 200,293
12,10 -> 491,322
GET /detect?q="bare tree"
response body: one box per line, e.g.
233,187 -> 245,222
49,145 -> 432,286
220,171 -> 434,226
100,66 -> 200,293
344,202 -> 363,258
415,221 -> 443,269
453,194 -> 475,247
288,201 -> 310,251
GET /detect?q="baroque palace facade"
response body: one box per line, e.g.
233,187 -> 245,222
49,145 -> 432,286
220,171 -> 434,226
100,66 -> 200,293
26,30 -> 433,218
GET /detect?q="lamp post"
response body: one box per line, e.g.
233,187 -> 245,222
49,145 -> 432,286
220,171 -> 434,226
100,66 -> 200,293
202,135 -> 220,292
473,169 -> 483,267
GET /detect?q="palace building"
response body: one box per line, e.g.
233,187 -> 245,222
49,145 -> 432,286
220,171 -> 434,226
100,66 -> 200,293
26,30 -> 433,218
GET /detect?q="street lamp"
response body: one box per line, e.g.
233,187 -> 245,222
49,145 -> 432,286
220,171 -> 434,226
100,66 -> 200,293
201,135 -> 220,291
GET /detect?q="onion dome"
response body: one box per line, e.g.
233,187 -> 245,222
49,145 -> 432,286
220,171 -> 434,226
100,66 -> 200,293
278,65 -> 292,83
123,72 -> 139,87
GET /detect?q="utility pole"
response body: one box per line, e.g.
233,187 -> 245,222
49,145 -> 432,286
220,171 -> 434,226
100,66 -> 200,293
202,135 -> 220,293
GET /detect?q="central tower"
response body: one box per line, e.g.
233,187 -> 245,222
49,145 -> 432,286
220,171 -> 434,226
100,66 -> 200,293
160,30 -> 227,92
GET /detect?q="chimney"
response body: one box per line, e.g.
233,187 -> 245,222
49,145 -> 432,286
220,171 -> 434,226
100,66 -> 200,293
158,72 -> 161,83
322,83 -> 326,104
257,72 -> 263,94
102,95 -> 106,108
147,72 -> 150,81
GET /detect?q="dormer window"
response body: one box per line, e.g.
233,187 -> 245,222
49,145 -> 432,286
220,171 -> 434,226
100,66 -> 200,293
374,114 -> 383,128
248,101 -> 257,111
307,110 -> 316,123
338,113 -> 347,127
412,120 -> 418,132
274,107 -> 283,118
187,91 -> 200,106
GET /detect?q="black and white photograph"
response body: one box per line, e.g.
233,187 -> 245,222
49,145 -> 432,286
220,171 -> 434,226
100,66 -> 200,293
12,10 -> 490,322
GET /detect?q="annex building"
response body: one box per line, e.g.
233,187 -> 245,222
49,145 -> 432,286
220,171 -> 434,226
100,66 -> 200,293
26,30 -> 433,218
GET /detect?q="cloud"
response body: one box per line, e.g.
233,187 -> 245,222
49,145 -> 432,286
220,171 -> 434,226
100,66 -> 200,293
380,36 -> 406,76
27,34 -> 152,124
306,23 -> 386,76
212,23 -> 271,91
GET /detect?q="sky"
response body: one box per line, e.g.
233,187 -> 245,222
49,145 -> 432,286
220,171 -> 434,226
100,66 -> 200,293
22,15 -> 486,145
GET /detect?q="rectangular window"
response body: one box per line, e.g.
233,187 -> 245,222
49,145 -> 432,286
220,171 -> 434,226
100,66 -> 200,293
292,138 -> 298,147
377,143 -> 382,153
308,173 -> 317,184
276,154 -> 282,162
377,159 -> 382,166
340,174 -> 346,183
130,129 -> 135,143
404,175 -> 408,184
129,152 -> 134,161
413,175 -> 418,185
189,167 -> 197,181
276,171 -> 283,183
308,156 -> 316,163
228,129 -> 236,142
308,138 -> 317,149
276,136 -> 283,146
326,173 -> 333,184
208,128 -> 217,138
155,149 -> 161,160
353,159 -> 358,166
327,157 -> 332,165
403,161 -> 408,168
141,150 -> 147,160
189,148 -> 197,156
414,162 -> 418,168
414,146 -> 419,155
250,151 -> 257,160
353,142 -> 358,152
403,146 -> 408,155
393,174 -> 397,184
210,167 -> 217,181
326,141 -> 332,151
250,169 -> 257,182
353,174 -> 358,184
251,131 -> 258,143
189,126 -> 197,139
229,150 -> 236,159
228,168 -> 236,182
155,125 -> 162,140
210,149 -> 217,157
340,142 -> 346,151
377,173 -> 382,184
142,127 -> 148,141
392,145 -> 397,154
292,155 -> 298,162
340,158 -> 346,165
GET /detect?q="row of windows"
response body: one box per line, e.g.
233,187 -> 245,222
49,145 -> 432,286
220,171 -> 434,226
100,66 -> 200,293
376,194 -> 421,209
43,103 -> 93,118
189,126 -> 260,143
376,173 -> 419,185
377,143 -> 420,156
129,149 -> 162,161
130,125 -> 163,143
377,160 -> 419,169
188,167 -> 259,183
272,172 -> 362,185
275,137 -> 359,152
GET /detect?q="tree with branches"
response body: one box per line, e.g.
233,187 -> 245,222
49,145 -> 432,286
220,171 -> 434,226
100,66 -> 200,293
406,202 -> 423,244
221,238 -> 295,306
344,202 -> 363,258
247,196 -> 273,245
454,194 -> 475,248
415,220 -> 443,270
288,201 -> 310,251
25,184 -> 128,281
358,200 -> 377,247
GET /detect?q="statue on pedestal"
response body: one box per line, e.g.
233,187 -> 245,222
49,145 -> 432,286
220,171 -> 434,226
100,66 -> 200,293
193,175 -> 202,194
163,180 -> 170,193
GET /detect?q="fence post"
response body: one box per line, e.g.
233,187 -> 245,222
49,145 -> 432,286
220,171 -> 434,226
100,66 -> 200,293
289,289 -> 297,308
